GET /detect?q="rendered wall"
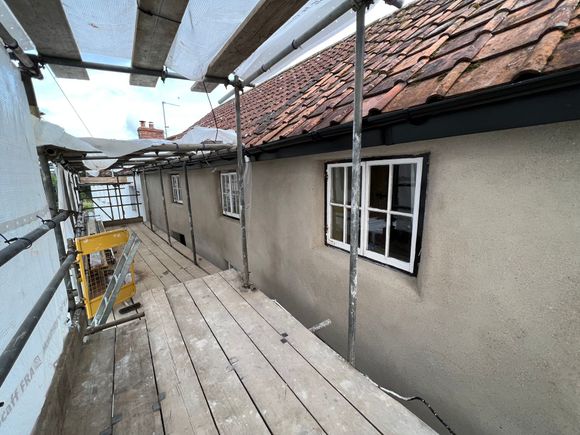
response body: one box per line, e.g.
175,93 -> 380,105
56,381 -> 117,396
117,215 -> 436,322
0,50 -> 69,434
146,120 -> 580,434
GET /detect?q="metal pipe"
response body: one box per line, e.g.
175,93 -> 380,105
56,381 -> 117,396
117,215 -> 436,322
85,312 -> 145,335
0,250 -> 76,389
133,172 -> 142,218
183,162 -> 199,266
38,150 -> 75,313
21,53 -> 184,80
116,176 -> 126,220
106,184 -> 114,220
0,211 -> 70,268
0,21 -> 39,73
159,168 -> 172,246
234,80 -> 250,289
143,172 -> 154,231
347,2 -> 367,366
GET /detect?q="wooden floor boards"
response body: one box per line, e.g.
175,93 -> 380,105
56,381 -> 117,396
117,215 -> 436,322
60,223 -> 433,435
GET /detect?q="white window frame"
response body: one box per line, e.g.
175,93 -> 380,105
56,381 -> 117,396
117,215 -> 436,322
220,171 -> 240,219
171,174 -> 183,204
326,157 -> 423,273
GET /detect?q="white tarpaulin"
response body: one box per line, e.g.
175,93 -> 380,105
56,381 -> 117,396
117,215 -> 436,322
32,118 -> 237,172
0,45 -> 69,435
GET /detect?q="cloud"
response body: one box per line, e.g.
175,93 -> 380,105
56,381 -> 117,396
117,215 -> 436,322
33,69 -> 228,140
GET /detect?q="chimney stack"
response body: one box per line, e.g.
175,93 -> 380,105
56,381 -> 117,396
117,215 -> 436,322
137,120 -> 164,139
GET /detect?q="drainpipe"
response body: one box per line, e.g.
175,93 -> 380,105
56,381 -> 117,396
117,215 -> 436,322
182,162 -> 199,265
234,78 -> 251,289
159,168 -> 172,246
347,0 -> 369,366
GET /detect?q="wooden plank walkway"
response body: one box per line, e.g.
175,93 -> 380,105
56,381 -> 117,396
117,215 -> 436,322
60,224 -> 434,434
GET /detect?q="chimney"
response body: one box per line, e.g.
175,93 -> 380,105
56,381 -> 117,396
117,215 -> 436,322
137,120 -> 164,139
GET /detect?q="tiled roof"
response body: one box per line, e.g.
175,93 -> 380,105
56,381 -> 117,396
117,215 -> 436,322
176,0 -> 580,147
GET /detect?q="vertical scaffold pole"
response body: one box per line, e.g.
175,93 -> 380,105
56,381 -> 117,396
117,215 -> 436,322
132,172 -> 142,218
159,168 -> 172,246
37,149 -> 75,314
183,162 -> 199,265
143,171 -> 154,231
347,1 -> 368,366
234,78 -> 250,289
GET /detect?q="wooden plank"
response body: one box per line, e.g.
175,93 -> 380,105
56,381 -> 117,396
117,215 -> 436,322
166,284 -> 269,434
142,288 -> 217,434
220,269 -> 436,434
130,0 -> 189,87
139,224 -> 221,275
206,0 -> 309,80
113,320 -> 163,435
203,274 -> 380,434
136,242 -> 180,288
184,278 -> 323,434
62,329 -> 115,435
131,225 -> 200,281
5,0 -> 88,79
133,224 -> 207,279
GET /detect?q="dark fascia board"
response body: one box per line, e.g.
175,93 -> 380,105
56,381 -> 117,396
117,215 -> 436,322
245,67 -> 580,162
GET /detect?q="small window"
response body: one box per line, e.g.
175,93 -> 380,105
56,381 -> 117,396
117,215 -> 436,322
326,157 -> 424,273
220,172 -> 240,219
171,174 -> 183,203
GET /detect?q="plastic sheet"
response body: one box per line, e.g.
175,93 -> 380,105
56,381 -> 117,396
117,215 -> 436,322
33,118 -> 237,172
235,0 -> 397,85
0,0 -> 34,51
166,0 -> 261,80
0,46 -> 68,435
61,0 -> 136,61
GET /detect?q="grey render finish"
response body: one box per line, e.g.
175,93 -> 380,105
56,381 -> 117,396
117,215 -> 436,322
141,120 -> 580,435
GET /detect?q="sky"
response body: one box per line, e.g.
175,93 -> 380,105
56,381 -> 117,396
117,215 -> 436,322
30,1 -> 409,141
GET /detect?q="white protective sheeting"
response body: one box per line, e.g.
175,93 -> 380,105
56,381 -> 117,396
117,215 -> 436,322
61,0 -> 137,62
166,0 -> 261,80
235,0 -> 397,85
0,0 -> 34,51
33,118 -> 237,172
0,46 -> 69,435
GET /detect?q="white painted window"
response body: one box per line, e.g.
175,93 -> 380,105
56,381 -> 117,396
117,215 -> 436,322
171,174 -> 183,203
220,172 -> 240,219
326,157 -> 424,273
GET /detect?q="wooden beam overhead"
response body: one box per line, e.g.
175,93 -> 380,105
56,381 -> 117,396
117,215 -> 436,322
130,0 -> 189,87
5,0 -> 89,80
205,0 -> 309,81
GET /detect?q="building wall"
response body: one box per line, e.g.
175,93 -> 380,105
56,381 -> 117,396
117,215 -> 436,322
144,120 -> 580,435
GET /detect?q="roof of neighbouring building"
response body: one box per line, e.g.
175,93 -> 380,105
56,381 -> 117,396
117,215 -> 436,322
173,0 -> 580,147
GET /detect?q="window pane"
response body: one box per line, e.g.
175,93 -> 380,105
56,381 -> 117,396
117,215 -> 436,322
389,215 -> 412,262
331,167 -> 344,204
346,166 -> 362,205
367,211 -> 386,255
368,165 -> 389,210
346,208 -> 362,245
392,164 -> 416,213
330,206 -> 344,242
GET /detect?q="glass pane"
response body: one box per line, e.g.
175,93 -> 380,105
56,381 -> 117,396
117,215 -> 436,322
367,211 -> 387,255
346,208 -> 362,245
331,167 -> 344,204
330,206 -> 344,242
346,166 -> 362,205
392,164 -> 416,213
389,215 -> 413,262
368,165 -> 389,210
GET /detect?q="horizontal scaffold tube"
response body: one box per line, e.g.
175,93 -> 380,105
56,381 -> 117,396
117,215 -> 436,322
0,250 -> 76,389
0,210 -> 71,268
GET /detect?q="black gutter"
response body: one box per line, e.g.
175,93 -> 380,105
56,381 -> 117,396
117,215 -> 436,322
140,67 -> 580,172
245,67 -> 580,161
0,210 -> 71,268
